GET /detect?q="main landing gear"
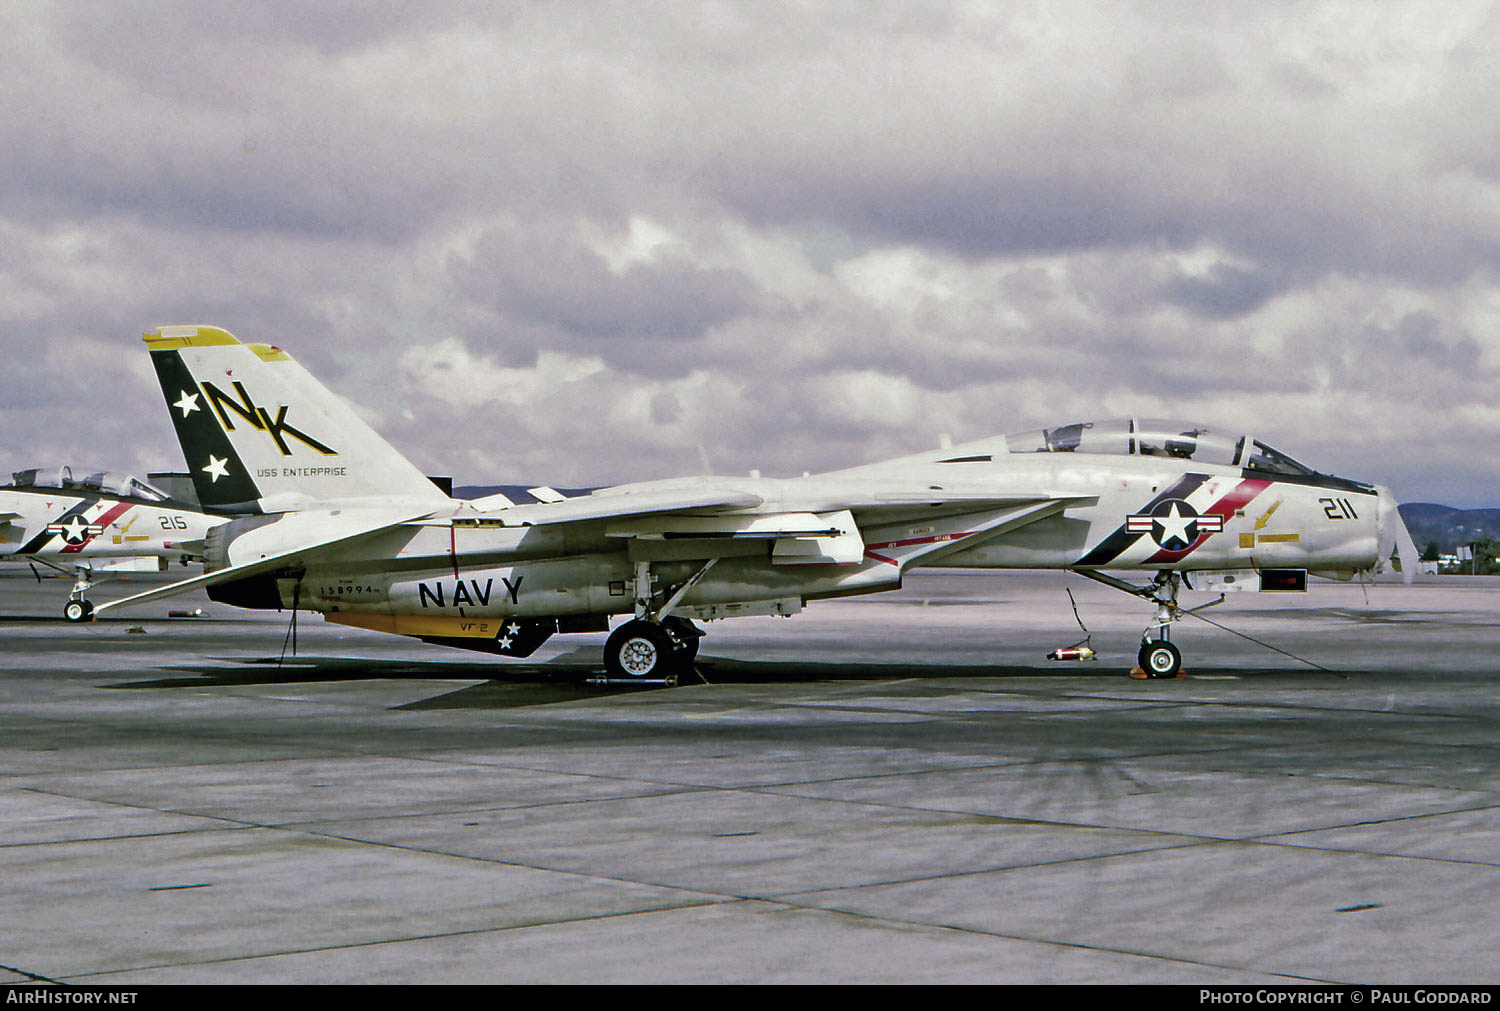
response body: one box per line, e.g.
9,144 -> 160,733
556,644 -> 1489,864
603,615 -> 703,682
600,559 -> 715,685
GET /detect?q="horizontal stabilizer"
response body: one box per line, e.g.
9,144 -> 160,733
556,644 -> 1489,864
95,507 -> 434,615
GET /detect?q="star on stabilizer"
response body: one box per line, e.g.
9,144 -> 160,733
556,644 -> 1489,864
202,456 -> 230,483
174,391 -> 200,417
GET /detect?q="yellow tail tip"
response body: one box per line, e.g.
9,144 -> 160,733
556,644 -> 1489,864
142,325 -> 240,350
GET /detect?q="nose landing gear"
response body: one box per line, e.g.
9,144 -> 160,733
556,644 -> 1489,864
1071,569 -> 1220,679
61,564 -> 97,622
1072,567 -> 1342,679
1135,572 -> 1190,679
1138,639 -> 1182,678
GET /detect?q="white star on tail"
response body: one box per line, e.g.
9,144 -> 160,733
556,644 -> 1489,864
174,391 -> 200,417
202,456 -> 230,482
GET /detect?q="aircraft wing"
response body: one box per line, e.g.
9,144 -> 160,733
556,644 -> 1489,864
857,488 -> 1073,506
574,485 -> 1093,567
94,508 -> 433,615
469,481 -> 1068,526
859,495 -> 1096,569
468,484 -> 1088,560
467,487 -> 765,526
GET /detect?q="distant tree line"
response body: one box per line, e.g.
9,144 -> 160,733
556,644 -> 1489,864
1430,535 -> 1500,575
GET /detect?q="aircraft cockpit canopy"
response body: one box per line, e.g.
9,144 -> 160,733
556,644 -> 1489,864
1005,418 -> 1319,478
8,466 -> 171,502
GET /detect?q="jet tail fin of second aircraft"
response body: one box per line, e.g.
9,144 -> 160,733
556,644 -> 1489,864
145,326 -> 452,513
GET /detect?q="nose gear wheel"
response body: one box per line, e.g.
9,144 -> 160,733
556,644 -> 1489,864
1139,640 -> 1182,678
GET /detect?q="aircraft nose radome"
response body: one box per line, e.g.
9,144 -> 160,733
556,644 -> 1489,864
1375,485 -> 1418,584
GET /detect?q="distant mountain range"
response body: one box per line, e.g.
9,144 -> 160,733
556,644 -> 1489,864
1397,504 -> 1500,553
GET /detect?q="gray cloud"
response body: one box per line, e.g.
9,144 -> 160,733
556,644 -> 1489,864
0,1 -> 1497,507
448,219 -> 770,355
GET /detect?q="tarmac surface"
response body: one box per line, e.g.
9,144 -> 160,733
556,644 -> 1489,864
1,566 -> 1497,984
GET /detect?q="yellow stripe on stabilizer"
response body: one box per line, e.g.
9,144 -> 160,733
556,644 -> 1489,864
142,326 -> 241,350
323,611 -> 503,638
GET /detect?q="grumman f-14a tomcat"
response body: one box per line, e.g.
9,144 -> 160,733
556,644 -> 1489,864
1,466 -> 224,621
96,325 -> 1417,680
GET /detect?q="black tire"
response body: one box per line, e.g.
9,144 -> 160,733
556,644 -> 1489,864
604,620 -> 679,679
1140,641 -> 1182,679
64,599 -> 94,623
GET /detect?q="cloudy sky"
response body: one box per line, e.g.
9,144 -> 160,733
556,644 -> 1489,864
3,0 -> 1498,506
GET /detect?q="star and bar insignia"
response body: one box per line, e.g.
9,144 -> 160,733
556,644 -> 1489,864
1126,499 -> 1224,551
47,515 -> 101,545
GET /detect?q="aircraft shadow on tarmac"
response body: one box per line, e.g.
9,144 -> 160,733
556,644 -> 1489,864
101,647 -> 1338,710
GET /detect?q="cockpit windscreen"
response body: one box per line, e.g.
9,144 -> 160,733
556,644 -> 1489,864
1005,419 -> 1318,477
7,467 -> 171,502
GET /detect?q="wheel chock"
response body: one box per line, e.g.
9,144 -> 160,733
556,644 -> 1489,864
1129,667 -> 1187,679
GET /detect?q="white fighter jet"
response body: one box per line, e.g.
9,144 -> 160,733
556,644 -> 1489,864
97,325 -> 1418,679
0,466 -> 224,621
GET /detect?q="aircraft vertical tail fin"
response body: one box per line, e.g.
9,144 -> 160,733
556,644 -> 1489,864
145,326 -> 452,514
